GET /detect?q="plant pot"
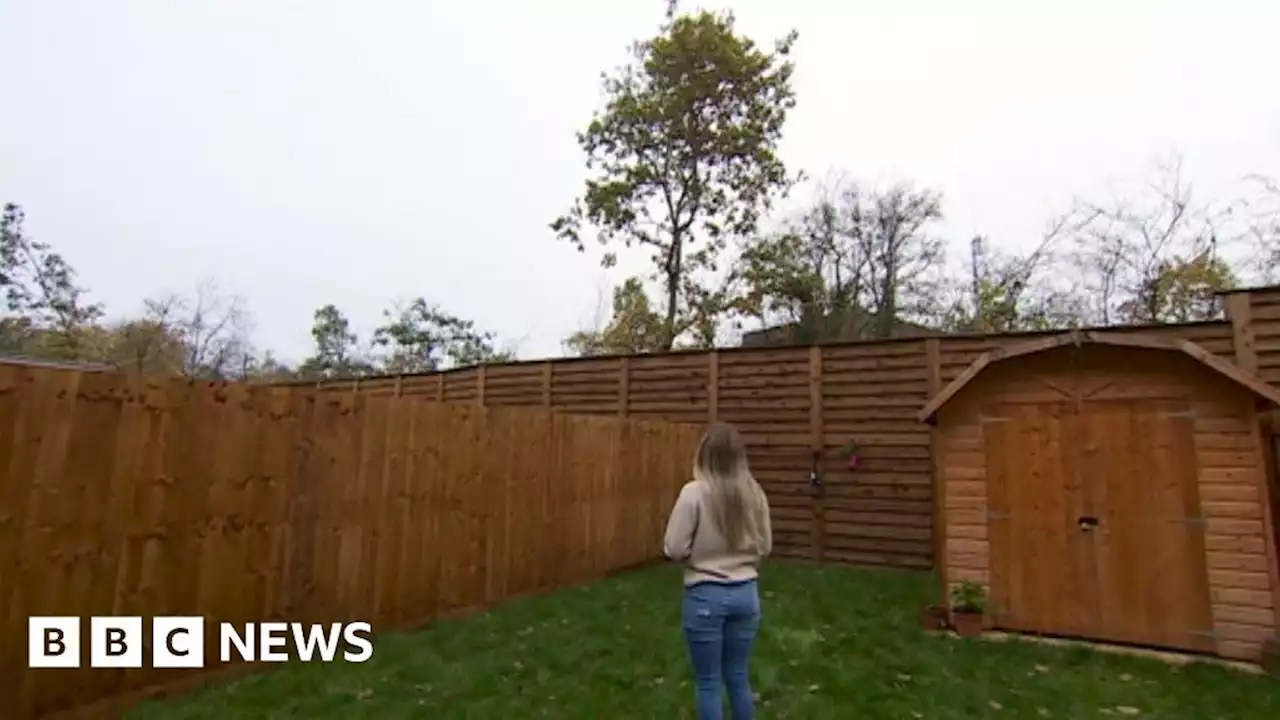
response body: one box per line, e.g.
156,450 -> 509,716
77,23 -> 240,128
952,610 -> 984,638
846,455 -> 859,470
919,604 -> 948,631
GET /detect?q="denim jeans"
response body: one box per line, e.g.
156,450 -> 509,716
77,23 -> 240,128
681,579 -> 761,720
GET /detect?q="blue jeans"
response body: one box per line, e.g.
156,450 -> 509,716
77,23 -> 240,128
682,579 -> 761,720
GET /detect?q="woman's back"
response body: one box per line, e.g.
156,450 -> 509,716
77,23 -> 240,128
663,478 -> 772,586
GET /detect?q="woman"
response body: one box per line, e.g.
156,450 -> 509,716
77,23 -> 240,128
663,421 -> 773,720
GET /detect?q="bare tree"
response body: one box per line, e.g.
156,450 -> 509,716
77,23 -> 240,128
856,182 -> 947,336
925,210 -> 1095,334
732,178 -> 949,341
142,278 -> 256,378
1066,153 -> 1240,325
1242,172 -> 1280,282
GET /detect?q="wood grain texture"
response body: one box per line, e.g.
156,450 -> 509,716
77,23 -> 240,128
293,319 -> 1253,569
0,367 -> 701,718
935,342 -> 1278,661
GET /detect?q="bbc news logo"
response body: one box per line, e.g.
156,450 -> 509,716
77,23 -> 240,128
28,617 -> 373,668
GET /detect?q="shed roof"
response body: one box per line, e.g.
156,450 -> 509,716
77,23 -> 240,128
917,330 -> 1280,424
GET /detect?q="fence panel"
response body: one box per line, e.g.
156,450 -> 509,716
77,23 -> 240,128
296,318 -> 1245,568
0,366 -> 701,718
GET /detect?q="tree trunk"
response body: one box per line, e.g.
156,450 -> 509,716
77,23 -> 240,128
662,234 -> 684,351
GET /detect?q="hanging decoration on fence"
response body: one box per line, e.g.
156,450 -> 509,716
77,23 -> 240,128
838,438 -> 861,471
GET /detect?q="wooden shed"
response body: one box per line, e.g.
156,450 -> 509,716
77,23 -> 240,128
918,330 -> 1280,661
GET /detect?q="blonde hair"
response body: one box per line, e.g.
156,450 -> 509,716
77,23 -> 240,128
694,422 -> 768,552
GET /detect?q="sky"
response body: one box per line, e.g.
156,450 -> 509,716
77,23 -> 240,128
2,0 -> 1278,364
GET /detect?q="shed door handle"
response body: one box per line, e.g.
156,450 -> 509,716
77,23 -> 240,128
1078,515 -> 1099,531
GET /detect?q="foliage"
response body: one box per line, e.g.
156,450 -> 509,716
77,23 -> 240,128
733,180 -> 945,341
1117,250 -> 1237,324
564,277 -> 667,356
373,297 -> 513,373
85,318 -> 187,375
136,281 -> 257,379
932,227 -> 1088,334
552,3 -> 798,349
0,203 -> 103,359
950,581 -> 989,614
1065,152 -> 1243,326
297,304 -> 375,379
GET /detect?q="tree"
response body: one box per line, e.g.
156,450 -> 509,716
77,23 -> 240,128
85,318 -> 186,375
734,192 -> 862,343
1243,173 -> 1280,282
139,279 -> 256,378
552,3 -> 798,350
1066,153 -> 1239,325
564,276 -> 667,356
732,180 -> 946,342
372,297 -> 514,373
236,350 -> 296,382
297,304 -> 374,379
859,183 -> 946,337
1118,250 -> 1238,324
0,203 -> 103,359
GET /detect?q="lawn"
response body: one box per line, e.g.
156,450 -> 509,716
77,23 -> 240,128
129,562 -> 1277,719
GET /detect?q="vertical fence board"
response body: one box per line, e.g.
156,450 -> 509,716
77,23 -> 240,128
0,366 -> 701,718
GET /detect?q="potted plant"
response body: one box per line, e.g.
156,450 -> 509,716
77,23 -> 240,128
837,439 -> 860,470
949,581 -> 988,638
919,603 -> 948,631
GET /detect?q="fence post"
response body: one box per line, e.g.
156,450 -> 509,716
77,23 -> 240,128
543,361 -> 553,408
394,374 -> 403,398
924,338 -> 944,587
1223,292 -> 1258,373
808,346 -> 825,563
436,373 -> 444,402
617,357 -> 629,417
707,351 -> 719,422
477,364 -> 487,406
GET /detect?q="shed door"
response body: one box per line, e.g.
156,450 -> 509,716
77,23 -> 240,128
985,402 -> 1096,638
985,398 -> 1215,652
1080,398 -> 1215,652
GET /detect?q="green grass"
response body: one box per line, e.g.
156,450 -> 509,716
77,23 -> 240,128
129,562 -> 1277,719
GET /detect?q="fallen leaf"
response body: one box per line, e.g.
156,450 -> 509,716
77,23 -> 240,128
1034,664 -> 1049,673
808,684 -> 820,692
1119,673 -> 1132,682
356,688 -> 374,700
1037,708 -> 1050,717
1116,708 -> 1140,716
990,700 -> 1003,710
897,673 -> 912,681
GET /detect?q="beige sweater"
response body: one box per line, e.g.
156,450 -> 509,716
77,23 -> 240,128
662,479 -> 772,586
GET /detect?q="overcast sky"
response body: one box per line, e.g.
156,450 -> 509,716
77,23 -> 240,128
2,0 -> 1278,364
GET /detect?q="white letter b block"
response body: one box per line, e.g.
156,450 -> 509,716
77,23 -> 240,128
29,617 -> 80,668
153,617 -> 205,668
90,616 -> 143,668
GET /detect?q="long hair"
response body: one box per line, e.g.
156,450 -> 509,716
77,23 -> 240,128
693,422 -> 768,552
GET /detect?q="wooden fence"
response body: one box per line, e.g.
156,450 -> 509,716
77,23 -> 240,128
0,365 -> 702,718
291,286 -> 1280,571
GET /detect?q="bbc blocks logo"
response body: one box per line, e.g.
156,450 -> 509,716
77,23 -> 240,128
28,617 -> 373,668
